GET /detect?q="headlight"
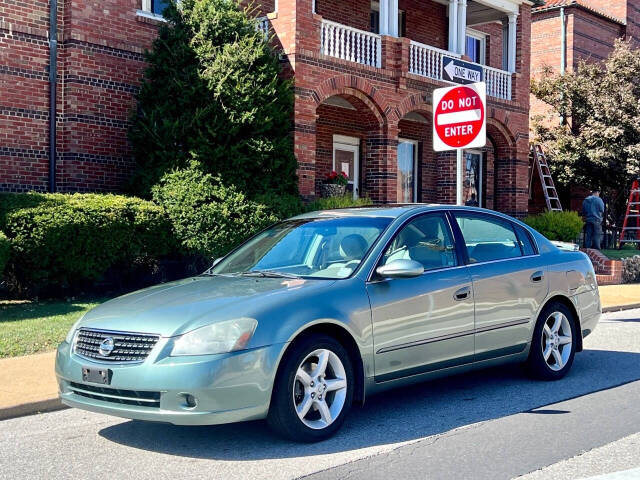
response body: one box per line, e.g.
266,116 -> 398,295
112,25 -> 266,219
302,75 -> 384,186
65,315 -> 85,344
171,318 -> 258,356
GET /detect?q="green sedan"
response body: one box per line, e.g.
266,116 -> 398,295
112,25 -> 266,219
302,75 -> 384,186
56,205 -> 601,442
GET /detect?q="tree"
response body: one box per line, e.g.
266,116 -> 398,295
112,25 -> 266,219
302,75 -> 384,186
129,0 -> 297,198
532,40 -> 640,221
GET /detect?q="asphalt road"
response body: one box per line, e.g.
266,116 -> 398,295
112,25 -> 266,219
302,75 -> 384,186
1,309 -> 639,480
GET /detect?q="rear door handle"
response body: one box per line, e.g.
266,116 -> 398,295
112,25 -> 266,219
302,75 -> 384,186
531,271 -> 544,283
454,286 -> 471,301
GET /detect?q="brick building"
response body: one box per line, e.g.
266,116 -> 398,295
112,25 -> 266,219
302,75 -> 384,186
530,0 -> 640,212
530,0 -> 639,121
2,0 -> 534,217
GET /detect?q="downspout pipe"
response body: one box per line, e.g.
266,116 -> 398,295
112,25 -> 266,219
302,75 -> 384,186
560,7 -> 566,125
48,0 -> 58,193
560,7 -> 566,75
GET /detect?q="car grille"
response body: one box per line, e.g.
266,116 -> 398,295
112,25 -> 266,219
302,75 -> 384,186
74,328 -> 160,363
69,382 -> 161,408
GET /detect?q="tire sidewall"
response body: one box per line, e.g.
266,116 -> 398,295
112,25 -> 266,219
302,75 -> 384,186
528,302 -> 578,380
271,334 -> 354,442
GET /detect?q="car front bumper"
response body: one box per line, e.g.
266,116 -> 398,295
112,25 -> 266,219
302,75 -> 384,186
55,339 -> 286,426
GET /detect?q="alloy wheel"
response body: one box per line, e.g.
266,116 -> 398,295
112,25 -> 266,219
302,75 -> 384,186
292,348 -> 347,430
541,311 -> 573,372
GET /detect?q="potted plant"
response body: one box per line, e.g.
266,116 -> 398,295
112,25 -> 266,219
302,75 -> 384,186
320,171 -> 348,198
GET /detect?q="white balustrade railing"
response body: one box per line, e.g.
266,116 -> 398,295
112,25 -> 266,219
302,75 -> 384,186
256,16 -> 270,39
409,41 -> 460,80
410,40 -> 513,100
483,64 -> 512,101
321,19 -> 381,68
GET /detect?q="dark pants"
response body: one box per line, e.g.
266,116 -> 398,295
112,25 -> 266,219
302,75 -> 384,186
585,221 -> 602,250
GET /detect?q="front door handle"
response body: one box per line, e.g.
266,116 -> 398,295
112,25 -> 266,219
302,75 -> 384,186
454,286 -> 471,301
531,271 -> 544,283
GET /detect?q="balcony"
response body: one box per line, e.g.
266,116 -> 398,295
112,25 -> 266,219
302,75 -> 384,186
408,41 -> 512,100
312,0 -> 519,102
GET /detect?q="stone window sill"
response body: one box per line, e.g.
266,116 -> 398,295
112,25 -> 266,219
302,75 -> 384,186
136,9 -> 167,24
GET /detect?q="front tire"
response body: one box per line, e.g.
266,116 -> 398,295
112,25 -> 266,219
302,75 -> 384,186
267,334 -> 354,442
526,302 -> 578,380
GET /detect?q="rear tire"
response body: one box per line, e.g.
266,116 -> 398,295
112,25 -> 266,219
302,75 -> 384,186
267,334 -> 354,442
526,302 -> 578,380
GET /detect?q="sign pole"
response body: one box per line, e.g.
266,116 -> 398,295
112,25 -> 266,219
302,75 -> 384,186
456,148 -> 463,206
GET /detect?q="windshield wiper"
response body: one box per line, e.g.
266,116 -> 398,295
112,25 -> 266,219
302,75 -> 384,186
239,270 -> 301,279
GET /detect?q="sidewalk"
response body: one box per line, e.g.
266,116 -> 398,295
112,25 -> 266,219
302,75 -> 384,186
0,351 -> 59,420
0,285 -> 638,421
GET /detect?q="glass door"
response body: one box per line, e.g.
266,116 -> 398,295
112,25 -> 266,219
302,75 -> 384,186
333,135 -> 360,199
463,150 -> 482,207
397,139 -> 418,203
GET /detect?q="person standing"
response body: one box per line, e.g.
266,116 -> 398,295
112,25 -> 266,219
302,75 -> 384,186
582,189 -> 605,249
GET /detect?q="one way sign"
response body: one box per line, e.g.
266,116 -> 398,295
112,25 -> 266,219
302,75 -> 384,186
442,56 -> 484,85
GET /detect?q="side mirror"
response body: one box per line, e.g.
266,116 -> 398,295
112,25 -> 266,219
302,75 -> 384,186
376,259 -> 424,279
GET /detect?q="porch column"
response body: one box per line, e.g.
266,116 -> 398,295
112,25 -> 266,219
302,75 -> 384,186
448,0 -> 458,52
379,0 -> 390,35
389,0 -> 399,37
456,0 -> 467,55
507,12 -> 518,72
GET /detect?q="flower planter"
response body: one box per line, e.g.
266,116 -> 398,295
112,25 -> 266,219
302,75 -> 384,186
320,184 -> 346,198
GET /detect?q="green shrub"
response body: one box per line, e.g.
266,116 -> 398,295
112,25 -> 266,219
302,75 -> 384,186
254,193 -> 304,220
3,194 -> 174,295
0,231 -> 10,276
0,192 -> 66,230
524,210 -> 584,242
305,195 -> 373,213
152,167 -> 277,259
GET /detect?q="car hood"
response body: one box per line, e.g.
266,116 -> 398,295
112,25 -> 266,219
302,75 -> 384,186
77,275 -> 334,337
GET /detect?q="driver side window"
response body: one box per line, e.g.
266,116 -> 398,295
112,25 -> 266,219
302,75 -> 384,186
382,214 -> 457,271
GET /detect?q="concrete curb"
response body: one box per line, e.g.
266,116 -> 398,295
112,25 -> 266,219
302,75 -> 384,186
602,303 -> 640,313
0,398 -> 67,421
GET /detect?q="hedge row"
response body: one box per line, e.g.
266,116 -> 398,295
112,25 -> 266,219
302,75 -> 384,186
524,210 -> 584,242
0,189 -> 374,297
1,193 -> 176,295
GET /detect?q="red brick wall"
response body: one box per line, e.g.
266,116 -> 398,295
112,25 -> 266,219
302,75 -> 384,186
399,0 -> 447,49
0,0 -> 159,192
316,0 -> 370,32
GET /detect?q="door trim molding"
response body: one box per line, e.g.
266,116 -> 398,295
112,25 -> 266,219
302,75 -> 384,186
374,343 -> 527,383
375,318 -> 529,354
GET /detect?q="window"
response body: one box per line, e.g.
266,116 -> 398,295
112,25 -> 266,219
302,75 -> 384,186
465,29 -> 486,65
515,225 -> 536,256
370,1 -> 405,36
455,213 -> 522,263
212,217 -> 392,279
140,0 -> 169,17
381,214 -> 457,271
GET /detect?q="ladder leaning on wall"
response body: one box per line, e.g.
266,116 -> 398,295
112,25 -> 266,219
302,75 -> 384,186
530,144 -> 563,212
619,178 -> 640,249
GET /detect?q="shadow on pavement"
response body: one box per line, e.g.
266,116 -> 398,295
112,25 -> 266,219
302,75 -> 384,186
99,348 -> 640,460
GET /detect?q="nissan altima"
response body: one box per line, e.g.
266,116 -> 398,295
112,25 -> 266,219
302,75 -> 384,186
55,205 -> 601,442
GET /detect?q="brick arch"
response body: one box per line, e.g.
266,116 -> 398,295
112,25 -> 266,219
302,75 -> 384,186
396,93 -> 433,123
486,118 -> 517,155
314,75 -> 387,126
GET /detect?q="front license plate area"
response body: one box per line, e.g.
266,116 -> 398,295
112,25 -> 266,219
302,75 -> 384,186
82,367 -> 112,385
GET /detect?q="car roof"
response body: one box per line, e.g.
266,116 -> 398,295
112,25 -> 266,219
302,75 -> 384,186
292,204 -> 529,226
292,204 -> 441,220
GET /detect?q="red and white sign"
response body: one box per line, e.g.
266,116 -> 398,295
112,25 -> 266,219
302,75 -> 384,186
433,82 -> 486,152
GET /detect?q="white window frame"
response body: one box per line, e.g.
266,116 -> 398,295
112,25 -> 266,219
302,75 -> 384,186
370,1 -> 404,36
137,0 -> 168,21
464,149 -> 483,207
465,28 -> 487,65
333,135 -> 360,200
397,138 -> 419,203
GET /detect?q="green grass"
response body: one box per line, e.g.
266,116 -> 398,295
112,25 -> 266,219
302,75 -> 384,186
601,245 -> 640,261
0,297 -> 105,358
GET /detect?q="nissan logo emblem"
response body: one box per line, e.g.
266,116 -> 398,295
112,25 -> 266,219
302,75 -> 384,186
98,337 -> 115,356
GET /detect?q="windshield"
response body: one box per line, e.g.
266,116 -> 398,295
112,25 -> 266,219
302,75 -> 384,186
210,216 -> 392,279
